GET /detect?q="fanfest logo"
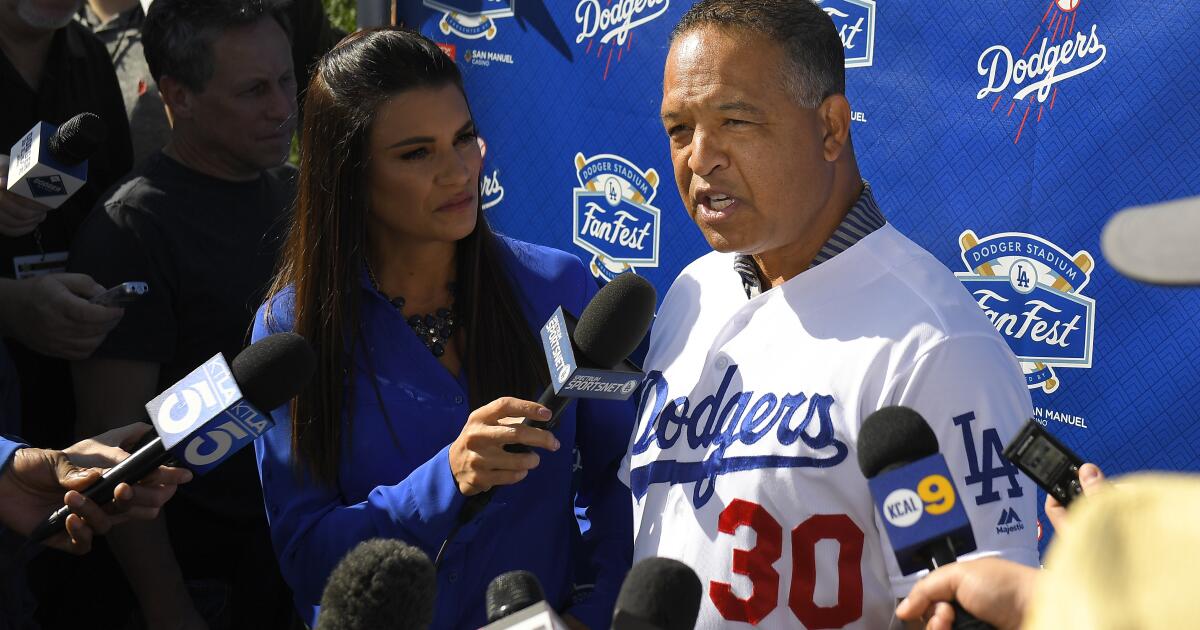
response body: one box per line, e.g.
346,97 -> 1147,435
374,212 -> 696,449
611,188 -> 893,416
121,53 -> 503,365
996,507 -> 1025,535
575,0 -> 668,80
572,152 -> 661,281
27,174 -> 66,197
816,0 -> 876,68
425,0 -> 515,41
976,0 -> 1109,143
956,230 -> 1096,395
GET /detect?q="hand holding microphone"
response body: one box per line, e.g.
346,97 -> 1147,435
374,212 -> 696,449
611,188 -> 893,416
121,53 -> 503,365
448,398 -> 562,496
27,332 -> 315,543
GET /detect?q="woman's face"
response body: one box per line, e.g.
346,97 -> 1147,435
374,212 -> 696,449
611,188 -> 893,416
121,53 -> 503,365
366,84 -> 481,247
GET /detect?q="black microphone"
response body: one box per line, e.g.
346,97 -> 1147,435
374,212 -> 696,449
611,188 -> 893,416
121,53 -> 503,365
316,538 -> 436,630
480,570 -> 570,629
611,557 -> 702,630
486,570 -> 544,623
6,112 -> 107,208
28,332 -> 315,544
506,271 -> 657,453
857,406 -> 995,630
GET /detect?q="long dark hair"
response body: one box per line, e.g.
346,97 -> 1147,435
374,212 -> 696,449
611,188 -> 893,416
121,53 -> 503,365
266,27 -> 547,485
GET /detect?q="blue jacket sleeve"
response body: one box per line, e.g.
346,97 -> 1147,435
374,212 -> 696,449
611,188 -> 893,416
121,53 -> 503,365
559,271 -> 636,629
251,300 -> 468,622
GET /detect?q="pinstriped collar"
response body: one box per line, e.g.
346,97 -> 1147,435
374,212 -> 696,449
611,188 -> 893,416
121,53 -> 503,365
734,180 -> 886,299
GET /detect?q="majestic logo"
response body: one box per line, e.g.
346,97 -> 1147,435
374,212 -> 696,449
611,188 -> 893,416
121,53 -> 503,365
957,230 -> 1096,394
575,0 -> 668,80
996,507 -> 1025,535
27,174 -> 66,197
629,365 -> 848,508
572,152 -> 661,281
976,0 -> 1108,143
816,0 -> 876,68
425,0 -> 515,41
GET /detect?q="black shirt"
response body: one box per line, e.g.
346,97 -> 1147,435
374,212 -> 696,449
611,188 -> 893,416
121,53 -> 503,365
68,150 -> 294,519
0,21 -> 134,448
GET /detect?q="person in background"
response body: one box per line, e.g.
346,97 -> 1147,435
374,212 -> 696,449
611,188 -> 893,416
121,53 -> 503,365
77,0 -> 344,166
255,27 -> 633,629
67,0 -> 298,627
0,0 -> 132,449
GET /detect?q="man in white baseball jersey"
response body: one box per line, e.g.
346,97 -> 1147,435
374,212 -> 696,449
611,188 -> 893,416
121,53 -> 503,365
621,2 -> 1039,628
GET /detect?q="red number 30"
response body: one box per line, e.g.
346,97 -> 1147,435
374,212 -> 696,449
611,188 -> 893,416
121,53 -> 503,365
710,499 -> 864,628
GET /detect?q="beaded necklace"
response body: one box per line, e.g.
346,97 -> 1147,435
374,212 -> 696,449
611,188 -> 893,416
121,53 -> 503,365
367,264 -> 457,358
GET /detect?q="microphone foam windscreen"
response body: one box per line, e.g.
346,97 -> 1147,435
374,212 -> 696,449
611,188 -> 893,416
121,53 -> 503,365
485,570 -> 544,623
230,332 -> 316,410
573,272 -> 657,368
317,538 -> 436,630
856,405 -> 940,479
47,112 -> 107,164
613,557 -> 702,630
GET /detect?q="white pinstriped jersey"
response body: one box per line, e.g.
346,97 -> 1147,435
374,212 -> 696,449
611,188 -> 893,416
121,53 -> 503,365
620,224 -> 1039,629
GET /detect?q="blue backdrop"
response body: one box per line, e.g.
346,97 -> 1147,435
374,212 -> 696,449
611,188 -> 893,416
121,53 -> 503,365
398,0 -> 1200,552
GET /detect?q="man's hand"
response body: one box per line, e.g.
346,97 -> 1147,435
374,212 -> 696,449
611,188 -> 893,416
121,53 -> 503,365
1044,462 -> 1104,533
0,154 -> 53,237
0,423 -> 192,554
0,273 -> 123,359
448,397 -> 560,495
896,558 -> 1037,630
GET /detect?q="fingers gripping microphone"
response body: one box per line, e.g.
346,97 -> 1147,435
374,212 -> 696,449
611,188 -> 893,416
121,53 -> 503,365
611,557 -> 702,630
28,333 -> 315,543
481,570 -> 569,629
506,272 -> 657,454
857,406 -> 994,630
7,112 -> 107,208
316,538 -> 436,630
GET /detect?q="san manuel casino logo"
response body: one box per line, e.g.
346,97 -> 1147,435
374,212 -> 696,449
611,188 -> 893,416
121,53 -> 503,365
976,0 -> 1108,143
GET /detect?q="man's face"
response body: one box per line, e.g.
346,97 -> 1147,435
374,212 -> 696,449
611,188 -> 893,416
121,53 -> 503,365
8,0 -> 82,31
181,17 -> 296,176
661,26 -> 837,257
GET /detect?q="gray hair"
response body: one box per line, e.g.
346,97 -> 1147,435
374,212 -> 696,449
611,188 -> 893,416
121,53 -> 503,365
670,0 -> 845,108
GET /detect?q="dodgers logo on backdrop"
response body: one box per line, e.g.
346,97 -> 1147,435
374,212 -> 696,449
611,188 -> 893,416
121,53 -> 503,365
816,0 -> 876,68
956,230 -> 1096,395
574,0 -> 669,80
572,152 -> 661,281
975,0 -> 1108,143
424,0 -> 515,41
478,137 -> 504,211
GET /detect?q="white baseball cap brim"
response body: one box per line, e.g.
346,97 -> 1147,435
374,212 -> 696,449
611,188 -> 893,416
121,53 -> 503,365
1101,195 -> 1200,286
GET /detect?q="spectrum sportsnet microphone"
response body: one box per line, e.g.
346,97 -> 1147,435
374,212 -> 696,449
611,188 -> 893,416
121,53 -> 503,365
28,332 -> 315,543
480,571 -> 569,630
504,271 -> 657,454
6,113 -> 107,208
316,538 -> 436,630
857,406 -> 994,630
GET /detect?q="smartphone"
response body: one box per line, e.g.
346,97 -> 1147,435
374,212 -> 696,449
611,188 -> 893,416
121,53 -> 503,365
1002,419 -> 1087,507
90,281 -> 149,307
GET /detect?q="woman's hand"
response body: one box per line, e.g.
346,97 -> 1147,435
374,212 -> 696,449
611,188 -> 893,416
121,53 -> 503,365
448,397 -> 561,496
